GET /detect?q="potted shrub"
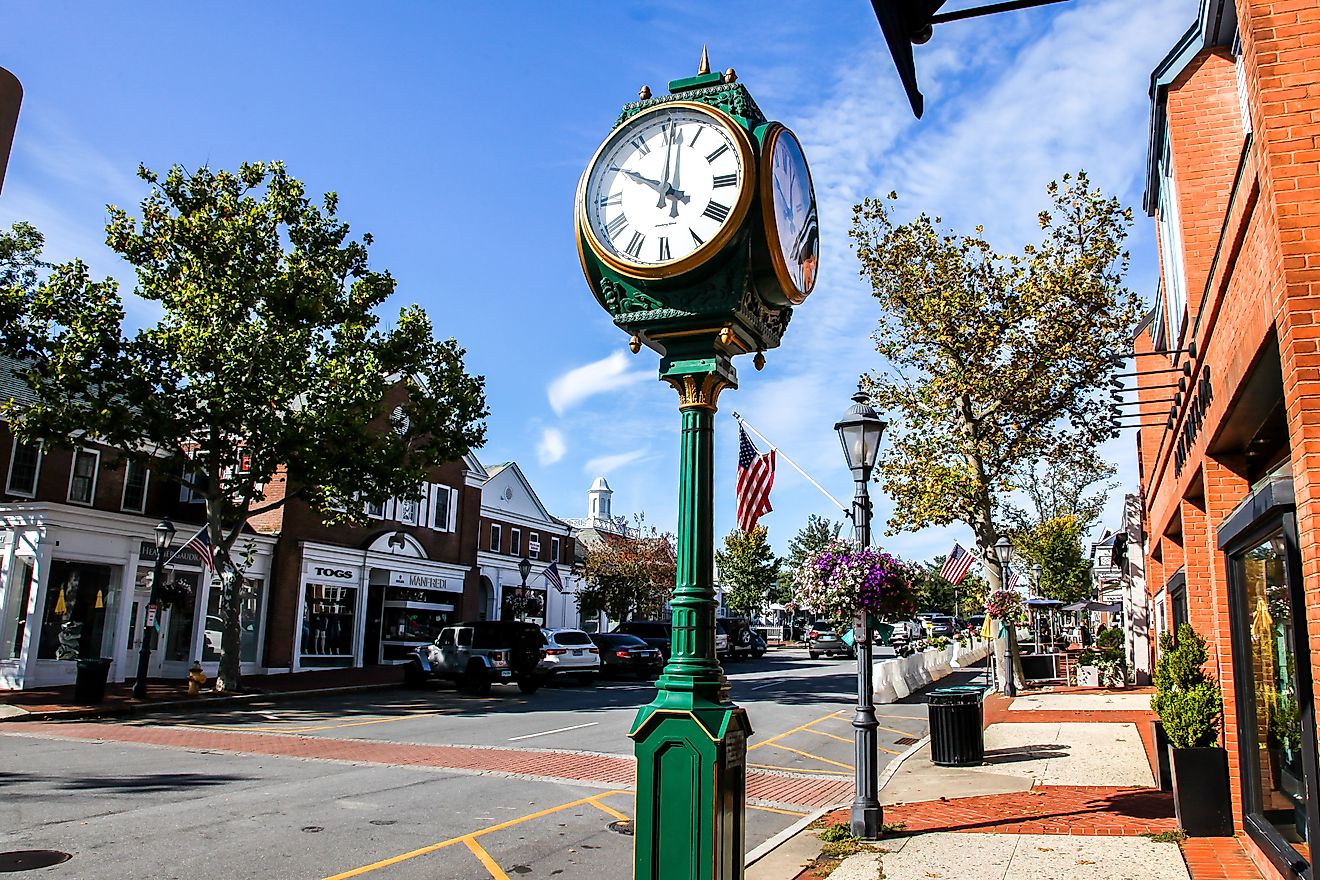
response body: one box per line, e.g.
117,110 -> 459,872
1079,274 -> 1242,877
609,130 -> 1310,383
1075,648 -> 1101,687
1094,626 -> 1127,688
1151,623 -> 1232,836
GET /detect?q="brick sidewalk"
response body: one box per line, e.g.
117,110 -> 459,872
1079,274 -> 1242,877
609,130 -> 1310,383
6,720 -> 851,809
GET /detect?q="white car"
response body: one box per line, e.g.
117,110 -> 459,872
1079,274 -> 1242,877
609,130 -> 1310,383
539,628 -> 601,685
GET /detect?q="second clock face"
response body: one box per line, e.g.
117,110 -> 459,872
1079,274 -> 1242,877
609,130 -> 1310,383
582,103 -> 752,276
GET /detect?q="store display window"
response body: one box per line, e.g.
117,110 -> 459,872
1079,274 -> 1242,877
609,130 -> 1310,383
37,561 -> 118,660
379,584 -> 454,662
301,583 -> 357,667
202,577 -> 263,663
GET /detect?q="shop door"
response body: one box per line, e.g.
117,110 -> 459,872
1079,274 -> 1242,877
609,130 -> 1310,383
364,584 -> 384,665
123,590 -> 166,678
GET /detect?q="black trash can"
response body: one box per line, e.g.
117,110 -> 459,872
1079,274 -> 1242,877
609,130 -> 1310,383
73,657 -> 113,705
927,685 -> 985,766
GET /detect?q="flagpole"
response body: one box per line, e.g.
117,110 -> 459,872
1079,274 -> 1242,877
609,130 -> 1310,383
730,413 -> 851,516
164,524 -> 207,567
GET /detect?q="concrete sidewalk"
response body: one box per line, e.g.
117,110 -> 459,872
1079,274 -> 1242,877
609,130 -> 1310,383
749,689 -> 1264,880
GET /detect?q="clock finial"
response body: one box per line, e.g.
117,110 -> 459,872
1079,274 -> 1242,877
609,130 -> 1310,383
698,45 -> 710,76
639,84 -> 652,100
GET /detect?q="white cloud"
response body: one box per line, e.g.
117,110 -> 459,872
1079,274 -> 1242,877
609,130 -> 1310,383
536,426 -> 567,465
584,448 -> 648,477
547,350 -> 652,415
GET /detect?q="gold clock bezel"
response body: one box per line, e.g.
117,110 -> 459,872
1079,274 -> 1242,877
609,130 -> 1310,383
758,123 -> 817,305
578,100 -> 758,281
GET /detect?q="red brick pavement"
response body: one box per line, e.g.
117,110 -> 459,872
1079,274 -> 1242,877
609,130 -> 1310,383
880,786 -> 1178,836
7,721 -> 851,809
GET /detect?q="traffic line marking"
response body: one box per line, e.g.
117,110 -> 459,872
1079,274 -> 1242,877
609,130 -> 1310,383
763,742 -> 854,770
749,761 -> 849,777
748,708 -> 844,751
749,804 -> 808,816
321,790 -> 629,880
464,837 -> 511,880
587,795 -> 630,822
507,721 -> 599,741
804,728 -> 852,744
749,681 -> 779,690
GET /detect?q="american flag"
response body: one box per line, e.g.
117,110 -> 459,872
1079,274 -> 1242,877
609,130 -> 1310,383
736,426 -> 775,533
168,524 -> 214,573
543,561 -> 564,594
1007,568 -> 1020,590
938,542 -> 976,585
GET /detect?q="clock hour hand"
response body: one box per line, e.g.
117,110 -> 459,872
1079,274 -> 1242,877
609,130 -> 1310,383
666,127 -> 686,217
612,166 -> 666,196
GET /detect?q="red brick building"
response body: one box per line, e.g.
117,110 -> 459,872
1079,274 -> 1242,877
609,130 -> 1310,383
1134,1 -> 1320,876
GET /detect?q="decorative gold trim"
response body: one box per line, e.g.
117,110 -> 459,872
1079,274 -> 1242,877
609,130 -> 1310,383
663,372 -> 732,411
758,124 -> 817,305
579,101 -> 758,282
647,325 -> 751,354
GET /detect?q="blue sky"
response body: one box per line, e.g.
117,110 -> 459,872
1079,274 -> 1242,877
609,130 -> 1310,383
2,0 -> 1191,565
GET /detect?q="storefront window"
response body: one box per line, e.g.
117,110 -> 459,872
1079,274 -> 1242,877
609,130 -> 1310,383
1239,534 -> 1313,854
3,558 -> 34,659
301,583 -> 357,667
163,571 -> 202,663
202,577 -> 263,663
37,561 -> 118,660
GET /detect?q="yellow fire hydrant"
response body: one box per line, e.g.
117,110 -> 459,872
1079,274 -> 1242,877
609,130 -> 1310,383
187,661 -> 208,696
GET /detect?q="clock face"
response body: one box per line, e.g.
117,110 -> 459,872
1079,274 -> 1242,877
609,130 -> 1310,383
581,102 -> 754,277
761,126 -> 818,304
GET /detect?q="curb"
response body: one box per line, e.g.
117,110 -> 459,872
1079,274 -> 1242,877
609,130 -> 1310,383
745,800 -> 844,868
878,733 -> 930,791
0,681 -> 403,723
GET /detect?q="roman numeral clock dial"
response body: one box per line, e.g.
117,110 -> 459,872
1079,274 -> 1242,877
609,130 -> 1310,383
579,102 -> 755,279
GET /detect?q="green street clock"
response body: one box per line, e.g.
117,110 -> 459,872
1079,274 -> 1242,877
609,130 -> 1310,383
575,54 -> 818,880
575,63 -> 817,363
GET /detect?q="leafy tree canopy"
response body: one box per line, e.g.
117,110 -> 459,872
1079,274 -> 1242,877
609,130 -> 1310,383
1004,446 -> 1115,537
851,172 -> 1139,587
1009,514 -> 1093,604
716,526 -> 780,617
0,163 -> 488,690
577,524 -> 676,624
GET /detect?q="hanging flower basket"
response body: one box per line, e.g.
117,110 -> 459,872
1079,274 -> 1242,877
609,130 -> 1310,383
985,588 -> 1023,624
792,539 -> 919,627
155,577 -> 196,611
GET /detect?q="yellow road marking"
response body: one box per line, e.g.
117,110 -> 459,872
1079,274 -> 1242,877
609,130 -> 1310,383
805,729 -> 852,744
587,796 -> 630,822
749,804 -> 808,816
764,742 -> 854,770
877,724 -> 923,737
321,790 -> 628,880
464,837 -> 511,880
748,709 -> 844,751
749,761 -> 850,777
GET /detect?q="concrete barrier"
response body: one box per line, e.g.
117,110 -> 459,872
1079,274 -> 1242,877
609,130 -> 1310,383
873,638 -> 990,704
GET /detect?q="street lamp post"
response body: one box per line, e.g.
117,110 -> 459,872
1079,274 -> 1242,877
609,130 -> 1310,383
994,536 -> 1016,698
834,387 -> 888,840
133,518 -> 175,699
517,555 -> 532,622
1030,563 -> 1043,652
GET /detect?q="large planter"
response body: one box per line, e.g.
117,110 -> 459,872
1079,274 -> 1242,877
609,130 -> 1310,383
1077,665 -> 1100,687
1169,745 -> 1234,836
1150,720 -> 1172,792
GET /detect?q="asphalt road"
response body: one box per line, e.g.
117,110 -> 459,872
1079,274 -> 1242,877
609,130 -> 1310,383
0,647 -> 942,880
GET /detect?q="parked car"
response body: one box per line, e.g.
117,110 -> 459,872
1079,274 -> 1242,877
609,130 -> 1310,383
928,615 -> 957,637
966,614 -> 987,634
717,618 -> 764,661
590,632 -> 664,678
615,619 -> 726,659
887,619 -> 924,647
540,628 -> 601,685
807,621 -> 854,659
405,620 -> 547,695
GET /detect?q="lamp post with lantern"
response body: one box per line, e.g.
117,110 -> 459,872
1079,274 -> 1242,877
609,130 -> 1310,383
993,535 -> 1017,698
517,555 -> 532,622
834,386 -> 888,840
132,518 -> 175,699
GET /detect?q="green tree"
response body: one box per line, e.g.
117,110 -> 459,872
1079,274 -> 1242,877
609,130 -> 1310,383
1010,515 -> 1092,603
716,526 -> 780,617
0,163 -> 488,692
1005,446 -> 1115,536
914,558 -> 989,617
851,172 -> 1139,589
775,514 -> 845,603
577,529 -> 676,623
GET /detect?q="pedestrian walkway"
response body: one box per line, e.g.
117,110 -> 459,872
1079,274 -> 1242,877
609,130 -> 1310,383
770,689 -> 1266,880
0,665 -> 404,721
4,719 -> 851,811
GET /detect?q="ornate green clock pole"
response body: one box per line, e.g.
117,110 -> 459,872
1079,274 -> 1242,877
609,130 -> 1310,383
576,50 -> 818,880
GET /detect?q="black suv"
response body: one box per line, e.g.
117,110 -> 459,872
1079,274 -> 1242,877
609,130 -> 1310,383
405,620 -> 547,695
612,620 -> 673,660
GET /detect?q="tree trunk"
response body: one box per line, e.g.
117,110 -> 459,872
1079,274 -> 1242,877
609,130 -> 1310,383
216,566 -> 243,692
